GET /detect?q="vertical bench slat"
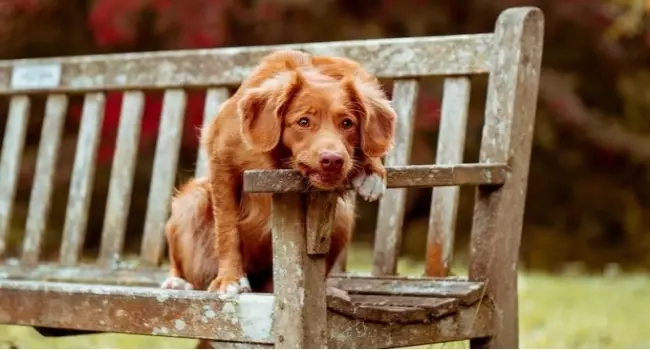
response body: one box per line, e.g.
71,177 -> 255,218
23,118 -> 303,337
372,79 -> 419,276
140,89 -> 187,266
425,77 -> 471,277
21,95 -> 69,265
98,91 -> 145,267
0,96 -> 30,258
195,87 -> 229,178
59,93 -> 106,265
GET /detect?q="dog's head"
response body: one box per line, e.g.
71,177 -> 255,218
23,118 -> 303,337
238,59 -> 396,190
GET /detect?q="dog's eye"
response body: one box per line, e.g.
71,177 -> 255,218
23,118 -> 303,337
297,117 -> 310,127
341,118 -> 354,129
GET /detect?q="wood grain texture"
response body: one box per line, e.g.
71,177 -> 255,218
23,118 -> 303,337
372,79 -> 419,276
243,163 -> 507,193
468,7 -> 544,349
306,192 -> 337,255
99,91 -> 145,267
21,95 -> 68,265
140,89 -> 187,266
0,34 -> 493,94
60,93 -> 106,265
426,77 -> 471,277
0,95 -> 30,258
271,193 -> 327,348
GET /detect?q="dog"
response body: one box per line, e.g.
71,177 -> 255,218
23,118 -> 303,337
160,50 -> 396,295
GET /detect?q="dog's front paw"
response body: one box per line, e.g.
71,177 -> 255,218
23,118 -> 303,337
352,171 -> 386,202
161,276 -> 194,290
207,274 -> 252,296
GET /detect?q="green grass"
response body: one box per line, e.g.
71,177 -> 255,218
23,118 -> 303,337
1,245 -> 649,348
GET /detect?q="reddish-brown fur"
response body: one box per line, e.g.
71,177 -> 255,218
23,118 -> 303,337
163,50 -> 396,295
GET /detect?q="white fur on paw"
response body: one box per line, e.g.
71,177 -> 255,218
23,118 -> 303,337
224,276 -> 252,296
352,172 -> 386,202
160,276 -> 194,290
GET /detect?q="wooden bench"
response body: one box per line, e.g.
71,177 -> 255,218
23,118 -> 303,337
0,7 -> 544,349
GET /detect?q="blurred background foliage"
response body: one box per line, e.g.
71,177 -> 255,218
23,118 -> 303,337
1,0 -> 650,274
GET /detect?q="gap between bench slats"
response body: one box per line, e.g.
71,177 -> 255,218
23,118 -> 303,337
21,95 -> 68,266
372,79 -> 419,276
426,77 -> 471,277
140,89 -> 187,266
59,93 -> 106,265
0,95 -> 30,258
99,91 -> 145,267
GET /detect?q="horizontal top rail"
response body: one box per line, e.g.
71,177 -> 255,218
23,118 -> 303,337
243,163 -> 508,193
0,34 -> 493,94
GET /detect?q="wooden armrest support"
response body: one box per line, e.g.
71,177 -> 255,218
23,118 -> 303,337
243,163 -> 508,193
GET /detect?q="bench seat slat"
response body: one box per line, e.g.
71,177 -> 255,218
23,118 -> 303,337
140,89 -> 187,266
21,95 -> 68,265
0,280 -> 275,343
426,77 -> 472,277
99,91 -> 145,266
0,95 -> 30,257
327,276 -> 484,306
60,93 -> 106,265
243,163 -> 507,193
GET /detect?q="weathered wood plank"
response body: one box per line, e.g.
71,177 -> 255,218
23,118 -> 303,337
426,77 -> 471,277
99,91 -> 145,267
0,280 -> 495,348
327,293 -> 459,324
195,88 -> 229,178
140,89 -> 187,266
372,79 -> 419,276
327,276 -> 484,306
306,192 -> 337,255
0,96 -> 30,258
272,193 -> 328,348
243,164 -> 507,193
59,93 -> 106,265
0,34 -> 493,94
469,7 -> 544,349
0,280 -> 275,343
327,301 -> 495,348
21,95 -> 68,265
0,262 -> 168,286
347,294 -> 459,317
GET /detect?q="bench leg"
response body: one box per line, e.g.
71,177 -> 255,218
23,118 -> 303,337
271,193 -> 329,348
468,7 -> 544,349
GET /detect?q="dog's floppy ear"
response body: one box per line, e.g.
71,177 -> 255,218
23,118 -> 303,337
238,72 -> 304,152
343,77 -> 396,158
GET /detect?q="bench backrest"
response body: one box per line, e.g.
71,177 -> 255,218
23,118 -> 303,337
0,8 -> 543,285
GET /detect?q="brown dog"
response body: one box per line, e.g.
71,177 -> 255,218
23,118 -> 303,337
161,50 -> 396,295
